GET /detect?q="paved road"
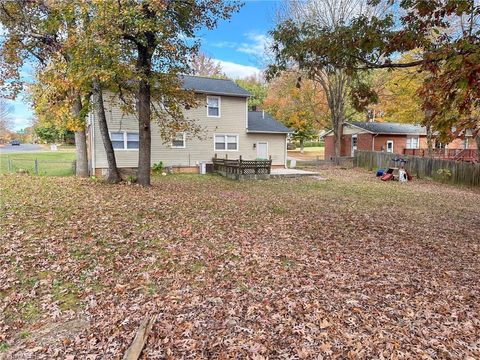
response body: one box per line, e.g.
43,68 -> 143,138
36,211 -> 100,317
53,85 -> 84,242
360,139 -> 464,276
0,144 -> 45,153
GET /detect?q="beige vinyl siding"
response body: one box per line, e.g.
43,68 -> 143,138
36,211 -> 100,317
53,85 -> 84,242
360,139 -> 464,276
92,92 -> 287,169
242,133 -> 287,164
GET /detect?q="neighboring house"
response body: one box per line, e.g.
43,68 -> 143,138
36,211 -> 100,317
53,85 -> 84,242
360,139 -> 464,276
87,75 -> 291,176
323,121 -> 477,159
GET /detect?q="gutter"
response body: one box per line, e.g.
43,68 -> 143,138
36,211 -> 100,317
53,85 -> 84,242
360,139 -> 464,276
188,90 -> 250,98
247,130 -> 293,134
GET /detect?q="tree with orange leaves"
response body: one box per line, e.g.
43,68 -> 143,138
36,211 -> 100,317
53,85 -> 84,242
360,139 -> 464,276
264,71 -> 329,153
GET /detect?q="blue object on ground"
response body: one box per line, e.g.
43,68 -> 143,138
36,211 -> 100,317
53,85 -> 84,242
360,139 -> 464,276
376,169 -> 385,177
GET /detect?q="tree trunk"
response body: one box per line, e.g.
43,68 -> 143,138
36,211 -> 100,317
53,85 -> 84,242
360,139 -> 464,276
136,45 -> 152,187
332,113 -> 344,165
300,138 -> 305,154
426,124 -> 433,155
476,134 -> 480,163
92,78 -> 121,183
74,130 -> 89,177
72,97 -> 89,177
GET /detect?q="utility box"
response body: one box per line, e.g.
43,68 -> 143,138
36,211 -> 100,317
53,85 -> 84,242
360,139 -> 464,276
199,161 -> 206,175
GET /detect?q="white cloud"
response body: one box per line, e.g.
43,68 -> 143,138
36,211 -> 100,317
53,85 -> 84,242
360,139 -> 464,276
215,59 -> 261,79
11,115 -> 31,131
211,41 -> 237,49
237,32 -> 271,56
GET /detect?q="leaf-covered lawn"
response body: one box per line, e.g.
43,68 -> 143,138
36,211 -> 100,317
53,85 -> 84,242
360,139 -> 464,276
1,170 -> 479,358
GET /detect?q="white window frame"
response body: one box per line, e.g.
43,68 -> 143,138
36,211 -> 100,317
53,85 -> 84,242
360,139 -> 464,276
109,131 -> 139,151
214,134 -> 239,151
171,132 -> 186,149
207,96 -> 221,118
406,135 -> 419,149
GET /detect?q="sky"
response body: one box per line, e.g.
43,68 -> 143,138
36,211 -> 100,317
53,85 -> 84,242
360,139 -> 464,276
6,0 -> 280,131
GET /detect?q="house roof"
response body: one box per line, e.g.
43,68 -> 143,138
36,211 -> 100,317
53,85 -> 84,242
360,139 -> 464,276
350,121 -> 427,135
323,121 -> 427,137
181,75 -> 251,97
247,111 -> 292,134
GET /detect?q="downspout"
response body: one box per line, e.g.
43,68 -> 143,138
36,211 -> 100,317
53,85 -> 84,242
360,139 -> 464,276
372,133 -> 379,151
245,99 -> 248,130
284,135 -> 288,168
91,110 -> 96,176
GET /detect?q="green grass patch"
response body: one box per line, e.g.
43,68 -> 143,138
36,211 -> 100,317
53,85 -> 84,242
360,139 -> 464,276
52,280 -> 81,311
0,151 -> 76,176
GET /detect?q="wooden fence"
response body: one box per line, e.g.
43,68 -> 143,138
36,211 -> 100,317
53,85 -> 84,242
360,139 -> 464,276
212,155 -> 272,180
403,148 -> 477,162
354,150 -> 480,187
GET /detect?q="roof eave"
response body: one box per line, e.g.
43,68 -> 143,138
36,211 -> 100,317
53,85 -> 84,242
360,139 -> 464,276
348,123 -> 375,133
183,89 -> 251,97
247,130 -> 292,134
375,132 -> 427,135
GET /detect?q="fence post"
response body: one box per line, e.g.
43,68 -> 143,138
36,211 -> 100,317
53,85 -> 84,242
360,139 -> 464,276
34,158 -> 39,175
7,157 -> 12,172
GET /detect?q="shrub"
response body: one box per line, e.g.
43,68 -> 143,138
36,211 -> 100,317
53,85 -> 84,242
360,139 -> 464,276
126,175 -> 137,184
437,168 -> 452,182
152,161 -> 164,173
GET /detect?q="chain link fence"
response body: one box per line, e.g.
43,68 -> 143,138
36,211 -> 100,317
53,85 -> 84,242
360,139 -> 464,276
1,157 -> 76,176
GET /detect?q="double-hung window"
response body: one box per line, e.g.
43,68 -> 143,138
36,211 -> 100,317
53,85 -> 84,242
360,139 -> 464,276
111,132 -> 125,149
214,134 -> 238,151
110,131 -> 139,150
171,132 -> 186,148
406,136 -> 419,149
207,96 -> 220,117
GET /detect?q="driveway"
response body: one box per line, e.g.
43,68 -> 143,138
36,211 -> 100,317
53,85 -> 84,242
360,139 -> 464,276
0,144 -> 46,153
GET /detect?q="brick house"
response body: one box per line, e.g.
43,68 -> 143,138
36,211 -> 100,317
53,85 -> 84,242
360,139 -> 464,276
323,121 -> 478,160
323,122 -> 428,158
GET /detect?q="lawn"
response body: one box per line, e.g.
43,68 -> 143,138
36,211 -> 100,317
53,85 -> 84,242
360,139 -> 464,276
288,146 -> 325,160
1,170 -> 479,358
0,150 -> 76,176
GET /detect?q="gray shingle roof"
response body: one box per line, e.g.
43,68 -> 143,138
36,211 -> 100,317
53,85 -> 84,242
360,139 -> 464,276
351,121 -> 427,135
181,75 -> 251,97
247,112 -> 292,133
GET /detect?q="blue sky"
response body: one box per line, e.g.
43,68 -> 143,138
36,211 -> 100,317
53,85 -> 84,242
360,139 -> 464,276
7,0 -> 280,131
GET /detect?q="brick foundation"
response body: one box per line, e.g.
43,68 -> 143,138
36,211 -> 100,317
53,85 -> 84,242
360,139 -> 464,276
94,166 -> 200,179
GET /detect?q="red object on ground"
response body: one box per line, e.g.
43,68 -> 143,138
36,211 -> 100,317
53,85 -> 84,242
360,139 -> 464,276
381,173 -> 393,181
406,170 -> 413,181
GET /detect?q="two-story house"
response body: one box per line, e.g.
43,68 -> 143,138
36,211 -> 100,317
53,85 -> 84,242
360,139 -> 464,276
87,75 -> 291,176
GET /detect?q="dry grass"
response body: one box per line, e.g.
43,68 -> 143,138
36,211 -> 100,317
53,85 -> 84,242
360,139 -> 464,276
288,146 -> 325,160
1,170 -> 479,358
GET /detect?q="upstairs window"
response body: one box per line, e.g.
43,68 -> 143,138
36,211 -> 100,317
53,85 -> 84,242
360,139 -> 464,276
171,132 -> 186,148
207,96 -> 220,117
215,134 -> 238,151
110,132 -> 139,150
406,136 -> 419,149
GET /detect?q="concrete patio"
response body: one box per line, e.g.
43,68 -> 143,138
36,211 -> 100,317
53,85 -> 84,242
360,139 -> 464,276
270,168 -> 321,178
